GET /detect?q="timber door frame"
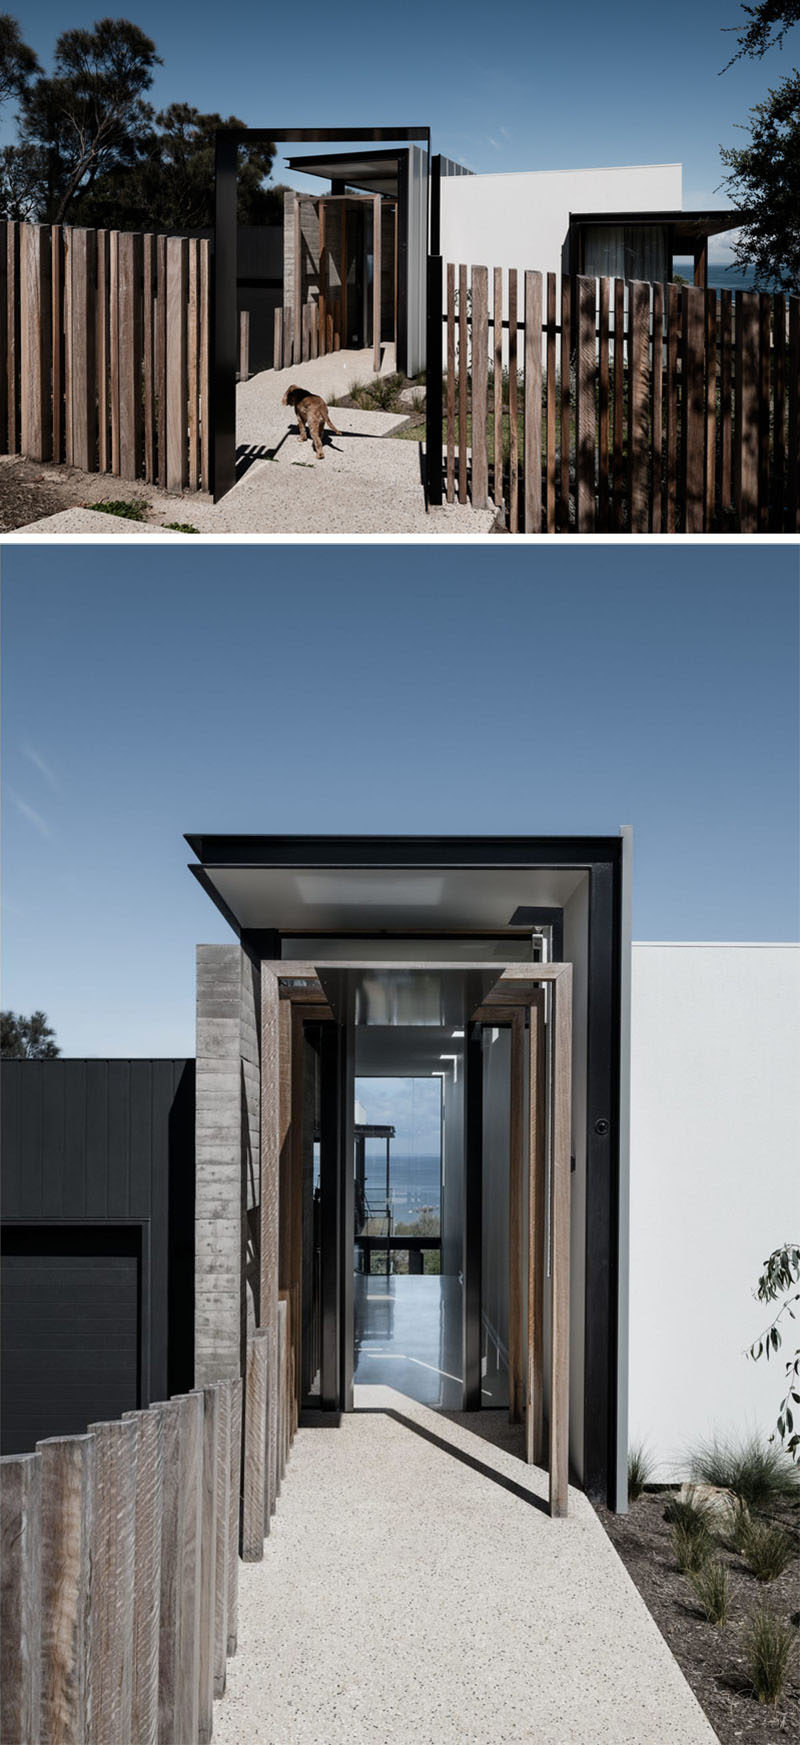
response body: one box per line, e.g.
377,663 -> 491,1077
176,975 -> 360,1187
213,126 -> 431,501
260,958 -> 573,1518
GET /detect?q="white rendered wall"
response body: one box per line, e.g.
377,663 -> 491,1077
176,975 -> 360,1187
440,162 -> 682,288
629,944 -> 800,1480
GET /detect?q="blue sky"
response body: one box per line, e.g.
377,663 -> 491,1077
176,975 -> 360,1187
8,2 -> 800,262
2,543 -> 798,1057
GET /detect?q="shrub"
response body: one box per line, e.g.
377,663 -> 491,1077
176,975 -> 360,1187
89,498 -> 148,521
672,1517 -> 714,1573
738,1517 -> 797,1582
627,1442 -> 654,1502
163,522 -> 199,534
689,1432 -> 800,1510
689,1558 -> 730,1626
744,1604 -> 797,1704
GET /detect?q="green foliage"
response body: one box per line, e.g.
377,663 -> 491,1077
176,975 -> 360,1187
688,1559 -> 731,1626
724,2 -> 800,66
0,13 -> 39,109
744,1603 -> 797,1704
748,1244 -> 800,1460
690,1431 -> 800,1504
672,1517 -> 714,1573
720,72 -> 800,291
737,1516 -> 797,1581
163,521 -> 199,534
1,1010 -> 60,1059
627,1442 -> 654,1502
89,497 -> 148,520
349,374 -> 404,411
72,105 -> 278,232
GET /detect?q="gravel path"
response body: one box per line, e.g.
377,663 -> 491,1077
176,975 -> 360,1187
8,351 -> 497,537
212,1387 -> 718,1745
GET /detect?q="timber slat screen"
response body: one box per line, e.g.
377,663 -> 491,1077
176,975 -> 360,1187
0,1377 -> 247,1745
1,219 -> 211,492
438,264 -> 800,532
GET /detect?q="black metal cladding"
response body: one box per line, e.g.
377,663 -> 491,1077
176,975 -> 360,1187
0,1059 -> 195,1452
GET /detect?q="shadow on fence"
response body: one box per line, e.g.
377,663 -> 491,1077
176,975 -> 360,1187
435,263 -> 800,534
1,220 -> 211,494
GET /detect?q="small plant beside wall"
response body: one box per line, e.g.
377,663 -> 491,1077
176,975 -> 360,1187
689,1559 -> 731,1627
627,1441 -> 654,1502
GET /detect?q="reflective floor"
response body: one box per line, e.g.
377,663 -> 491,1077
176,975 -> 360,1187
353,1273 -> 463,1408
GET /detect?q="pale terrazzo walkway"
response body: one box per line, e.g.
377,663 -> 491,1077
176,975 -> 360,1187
15,349 -> 497,537
213,1387 -> 718,1745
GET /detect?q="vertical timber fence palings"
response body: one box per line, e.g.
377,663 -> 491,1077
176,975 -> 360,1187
433,262 -> 800,532
0,1373 -> 264,1745
1,219 -> 211,494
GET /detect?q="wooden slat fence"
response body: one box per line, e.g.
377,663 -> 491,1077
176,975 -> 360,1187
273,295 -> 369,371
439,265 -> 800,532
0,1376 -> 249,1745
1,220 -> 211,492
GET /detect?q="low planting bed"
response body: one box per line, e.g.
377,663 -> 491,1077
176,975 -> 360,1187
597,1451 -> 799,1744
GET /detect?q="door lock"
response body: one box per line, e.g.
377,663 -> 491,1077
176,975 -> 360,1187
594,1117 -> 609,1136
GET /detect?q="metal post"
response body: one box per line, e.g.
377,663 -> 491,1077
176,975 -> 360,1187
213,133 -> 238,501
463,1022 -> 483,1409
426,252 -> 444,507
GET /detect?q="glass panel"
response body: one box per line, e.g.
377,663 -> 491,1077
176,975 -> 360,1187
583,224 -> 668,283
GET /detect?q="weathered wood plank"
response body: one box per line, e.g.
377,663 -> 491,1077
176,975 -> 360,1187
96,229 -> 109,473
771,294 -> 785,531
705,290 -> 718,530
88,1417 -> 138,1745
665,282 -> 679,532
38,1434 -> 95,1745
154,1399 -> 181,1745
612,278 -> 625,531
0,1452 -> 41,1745
20,224 -> 52,460
682,285 -> 705,532
227,1375 -> 243,1654
6,220 -> 21,454
273,307 -> 282,372
188,239 -> 201,491
166,235 -> 189,493
446,262 -> 455,503
508,1013 -> 525,1423
293,195 -> 302,362
243,1329 -> 268,1560
213,1382 -> 231,1697
523,270 -> 542,532
788,297 -> 799,531
51,225 -> 64,462
70,228 -> 98,474
508,268 -> 518,530
493,267 -> 503,511
575,275 -> 596,531
549,967 -> 572,1518
200,238 -> 211,493
757,291 -> 771,532
471,265 -> 489,510
458,263 -> 468,505
372,193 -> 381,372
117,230 -> 143,482
142,234 -> 155,483
124,1408 -> 163,1745
735,290 -> 759,533
651,280 -> 664,533
176,1392 -> 202,1745
719,288 -> 733,520
318,200 -> 327,358
597,276 -> 610,531
0,222 -> 8,453
197,1387 -> 218,1745
239,307 -> 250,385
628,280 -> 650,532
155,234 -> 167,488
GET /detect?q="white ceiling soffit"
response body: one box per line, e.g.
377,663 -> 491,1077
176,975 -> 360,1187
205,865 -> 587,932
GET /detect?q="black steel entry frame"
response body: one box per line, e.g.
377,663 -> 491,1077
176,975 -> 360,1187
187,832 -> 627,1508
213,127 -> 432,502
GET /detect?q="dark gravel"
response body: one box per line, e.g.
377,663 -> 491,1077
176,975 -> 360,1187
596,1490 -> 800,1744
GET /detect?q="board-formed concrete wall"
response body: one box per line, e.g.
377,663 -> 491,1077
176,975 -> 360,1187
195,947 -> 261,1387
628,943 -> 800,1479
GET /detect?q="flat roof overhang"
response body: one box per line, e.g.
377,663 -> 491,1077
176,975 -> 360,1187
186,833 -> 623,938
570,208 -> 751,249
285,148 -> 406,198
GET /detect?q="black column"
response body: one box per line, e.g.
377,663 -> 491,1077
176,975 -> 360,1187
319,1021 -> 341,1412
213,132 -> 238,502
463,1021 -> 483,1410
425,252 -> 443,507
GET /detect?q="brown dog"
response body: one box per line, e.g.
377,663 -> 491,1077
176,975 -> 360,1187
281,384 -> 341,459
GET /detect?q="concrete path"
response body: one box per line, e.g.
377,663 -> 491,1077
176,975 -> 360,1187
15,349 -> 497,537
214,1388 -> 717,1745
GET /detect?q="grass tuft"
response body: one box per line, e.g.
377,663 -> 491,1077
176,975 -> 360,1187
744,1603 -> 797,1704
672,1517 -> 714,1573
163,522 -> 199,534
737,1516 -> 797,1582
349,373 -> 404,412
689,1433 -> 800,1510
688,1558 -> 730,1626
627,1442 -> 654,1502
89,498 -> 148,522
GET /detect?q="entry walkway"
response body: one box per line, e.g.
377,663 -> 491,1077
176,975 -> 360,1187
213,1390 -> 717,1745
17,349 -> 497,537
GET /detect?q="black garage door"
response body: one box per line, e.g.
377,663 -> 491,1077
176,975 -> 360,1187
1,1224 -> 141,1455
